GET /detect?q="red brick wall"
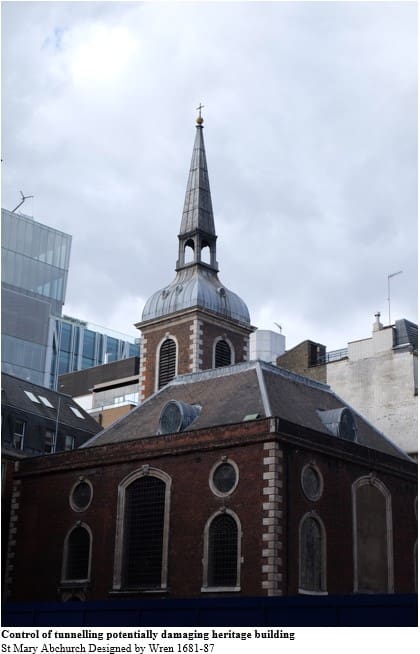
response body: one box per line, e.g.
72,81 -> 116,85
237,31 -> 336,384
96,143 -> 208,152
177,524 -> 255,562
10,425 -> 269,601
140,312 -> 250,399
9,420 -> 418,601
140,317 -> 195,399
283,444 -> 418,595
200,322 -> 248,369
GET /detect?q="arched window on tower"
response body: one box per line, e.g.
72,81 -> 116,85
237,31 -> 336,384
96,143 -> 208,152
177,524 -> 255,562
62,524 -> 91,582
158,338 -> 176,389
214,338 -> 233,368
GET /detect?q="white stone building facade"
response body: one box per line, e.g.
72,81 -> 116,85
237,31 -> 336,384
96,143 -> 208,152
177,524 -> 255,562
326,317 -> 417,457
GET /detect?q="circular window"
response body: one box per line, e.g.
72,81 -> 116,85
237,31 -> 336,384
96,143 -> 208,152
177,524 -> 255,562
301,465 -> 323,501
210,461 -> 238,496
70,480 -> 92,512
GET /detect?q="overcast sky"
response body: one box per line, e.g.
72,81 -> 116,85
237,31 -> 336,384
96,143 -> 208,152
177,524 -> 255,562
2,0 -> 417,351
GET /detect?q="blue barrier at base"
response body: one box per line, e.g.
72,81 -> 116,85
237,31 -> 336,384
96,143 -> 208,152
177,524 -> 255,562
2,594 -> 417,627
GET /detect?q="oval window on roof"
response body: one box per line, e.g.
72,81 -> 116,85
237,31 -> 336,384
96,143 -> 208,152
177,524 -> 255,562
159,400 -> 201,434
317,407 -> 357,442
339,408 -> 357,441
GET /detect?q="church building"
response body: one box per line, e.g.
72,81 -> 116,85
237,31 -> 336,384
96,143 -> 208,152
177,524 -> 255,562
3,112 -> 417,604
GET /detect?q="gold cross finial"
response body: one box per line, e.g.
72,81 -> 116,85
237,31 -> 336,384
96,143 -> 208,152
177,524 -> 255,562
196,103 -> 204,125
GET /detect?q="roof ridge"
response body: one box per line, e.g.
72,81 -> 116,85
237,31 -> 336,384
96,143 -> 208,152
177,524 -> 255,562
168,359 -> 332,392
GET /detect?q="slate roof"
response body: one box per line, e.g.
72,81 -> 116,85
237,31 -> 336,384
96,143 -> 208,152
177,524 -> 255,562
82,361 -> 409,461
394,319 -> 418,350
1,372 -> 101,436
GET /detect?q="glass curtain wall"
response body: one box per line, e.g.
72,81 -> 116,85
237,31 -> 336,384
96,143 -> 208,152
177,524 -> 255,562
49,317 -> 139,388
1,209 -> 71,385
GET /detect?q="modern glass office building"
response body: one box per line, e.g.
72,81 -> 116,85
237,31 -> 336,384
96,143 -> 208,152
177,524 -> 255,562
1,208 -> 71,386
50,316 -> 139,389
1,208 -> 139,388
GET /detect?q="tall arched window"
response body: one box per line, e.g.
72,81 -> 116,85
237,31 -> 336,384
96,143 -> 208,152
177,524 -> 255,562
113,468 -> 171,591
158,338 -> 176,389
202,511 -> 241,591
214,339 -> 233,368
299,514 -> 327,593
62,524 -> 91,582
352,476 -> 393,593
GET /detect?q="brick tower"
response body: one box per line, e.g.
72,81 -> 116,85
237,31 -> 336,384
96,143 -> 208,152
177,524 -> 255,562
136,110 -> 254,401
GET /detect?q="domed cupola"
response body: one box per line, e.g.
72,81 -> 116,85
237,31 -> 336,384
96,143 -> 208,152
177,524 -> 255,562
136,107 -> 254,401
141,108 -> 250,328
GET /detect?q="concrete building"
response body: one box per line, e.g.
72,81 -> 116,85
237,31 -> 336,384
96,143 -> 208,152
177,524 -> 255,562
1,209 -> 138,389
2,114 -> 417,611
249,329 -> 286,364
277,315 -> 418,457
59,357 -> 140,428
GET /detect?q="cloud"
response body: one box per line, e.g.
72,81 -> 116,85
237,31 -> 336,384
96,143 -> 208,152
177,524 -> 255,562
2,1 -> 417,351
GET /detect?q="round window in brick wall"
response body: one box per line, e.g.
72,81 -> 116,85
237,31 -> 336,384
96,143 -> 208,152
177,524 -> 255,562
210,460 -> 239,497
70,480 -> 93,512
301,464 -> 323,502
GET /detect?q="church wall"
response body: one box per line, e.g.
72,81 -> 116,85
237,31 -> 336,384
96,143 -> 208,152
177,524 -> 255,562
8,423 -> 271,601
7,419 -> 417,602
284,443 -> 417,595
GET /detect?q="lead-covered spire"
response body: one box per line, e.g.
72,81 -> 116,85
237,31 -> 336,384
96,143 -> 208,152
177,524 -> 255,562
176,107 -> 218,271
140,109 -> 250,328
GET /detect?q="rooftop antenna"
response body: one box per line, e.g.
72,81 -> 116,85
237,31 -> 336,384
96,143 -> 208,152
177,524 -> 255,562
387,270 -> 403,325
11,190 -> 34,213
274,322 -> 282,333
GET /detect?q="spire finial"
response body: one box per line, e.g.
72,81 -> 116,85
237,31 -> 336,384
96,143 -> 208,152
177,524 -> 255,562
196,103 -> 204,125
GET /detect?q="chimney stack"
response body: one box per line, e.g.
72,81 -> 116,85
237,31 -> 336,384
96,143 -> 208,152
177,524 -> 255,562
373,312 -> 384,332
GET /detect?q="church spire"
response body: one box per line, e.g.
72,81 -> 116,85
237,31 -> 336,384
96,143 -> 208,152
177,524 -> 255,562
176,106 -> 218,272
